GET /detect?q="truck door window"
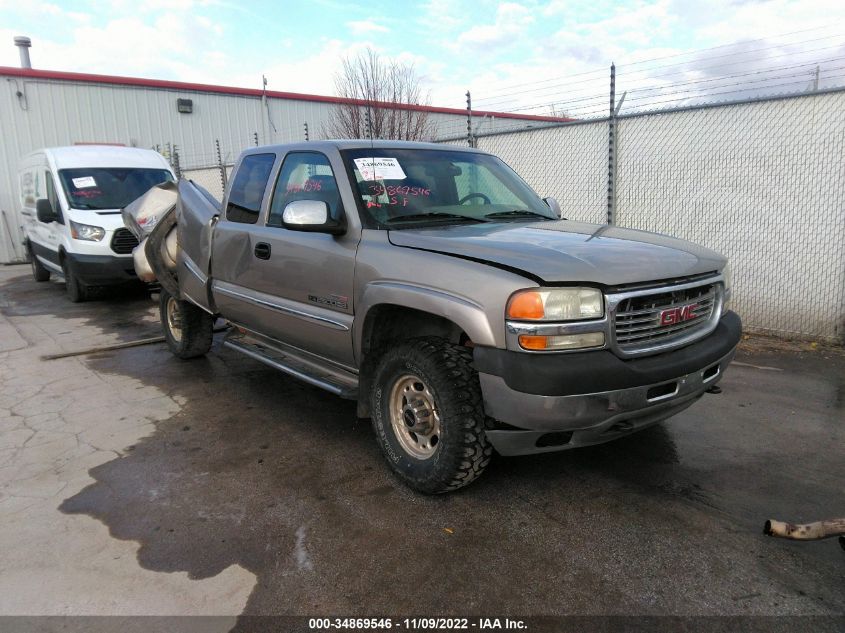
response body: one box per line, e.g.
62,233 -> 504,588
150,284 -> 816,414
268,152 -> 341,227
45,171 -> 64,224
226,153 -> 276,224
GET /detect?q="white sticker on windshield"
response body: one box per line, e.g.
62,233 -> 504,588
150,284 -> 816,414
353,157 -> 407,181
72,176 -> 97,188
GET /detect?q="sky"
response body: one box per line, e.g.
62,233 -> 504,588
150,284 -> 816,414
1,0 -> 844,118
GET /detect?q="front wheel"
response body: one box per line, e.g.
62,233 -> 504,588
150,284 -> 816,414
159,288 -> 214,359
28,243 -> 50,282
62,260 -> 88,302
370,337 -> 493,494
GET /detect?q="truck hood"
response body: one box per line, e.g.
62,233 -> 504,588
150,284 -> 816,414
387,220 -> 726,286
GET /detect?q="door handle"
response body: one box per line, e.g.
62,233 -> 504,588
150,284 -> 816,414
254,242 -> 271,260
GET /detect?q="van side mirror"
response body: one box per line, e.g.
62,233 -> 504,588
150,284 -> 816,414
36,199 -> 57,223
543,197 -> 564,219
282,200 -> 345,235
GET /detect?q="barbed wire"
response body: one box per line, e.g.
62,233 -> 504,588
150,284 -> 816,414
472,30 -> 845,108
472,56 -> 844,118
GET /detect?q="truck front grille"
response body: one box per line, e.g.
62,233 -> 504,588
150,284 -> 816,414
110,228 -> 139,255
613,282 -> 718,354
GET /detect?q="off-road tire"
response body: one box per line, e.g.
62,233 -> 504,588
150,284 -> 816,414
28,243 -> 50,282
62,260 -> 89,302
159,287 -> 214,359
370,337 -> 493,494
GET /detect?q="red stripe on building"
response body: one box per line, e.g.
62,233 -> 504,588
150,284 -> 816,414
0,66 -> 573,123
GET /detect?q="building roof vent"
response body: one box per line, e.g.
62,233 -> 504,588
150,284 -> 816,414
14,36 -> 32,69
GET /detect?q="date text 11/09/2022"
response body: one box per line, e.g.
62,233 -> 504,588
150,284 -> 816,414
308,618 -> 528,630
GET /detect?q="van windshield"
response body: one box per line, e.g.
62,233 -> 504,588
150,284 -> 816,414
58,168 -> 174,210
341,148 -> 556,228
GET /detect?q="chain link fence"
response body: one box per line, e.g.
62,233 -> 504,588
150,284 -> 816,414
155,139 -> 239,201
154,92 -> 845,343
455,89 -> 845,343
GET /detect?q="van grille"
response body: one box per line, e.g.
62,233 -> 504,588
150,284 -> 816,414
613,283 -> 717,353
110,228 -> 139,255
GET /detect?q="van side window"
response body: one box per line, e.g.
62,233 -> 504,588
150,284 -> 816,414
20,171 -> 35,207
226,153 -> 276,224
268,152 -> 341,227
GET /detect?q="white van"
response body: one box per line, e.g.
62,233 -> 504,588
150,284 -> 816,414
19,146 -> 175,301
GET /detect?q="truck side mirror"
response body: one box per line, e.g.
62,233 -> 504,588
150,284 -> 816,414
282,200 -> 345,235
543,197 -> 564,219
35,199 -> 57,223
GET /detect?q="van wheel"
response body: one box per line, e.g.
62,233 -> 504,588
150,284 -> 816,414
62,260 -> 88,302
370,337 -> 493,494
159,288 -> 214,359
28,244 -> 50,282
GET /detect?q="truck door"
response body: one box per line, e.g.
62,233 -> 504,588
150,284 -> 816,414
211,150 -> 357,369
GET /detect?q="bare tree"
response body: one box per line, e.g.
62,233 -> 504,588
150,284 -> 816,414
326,48 -> 436,141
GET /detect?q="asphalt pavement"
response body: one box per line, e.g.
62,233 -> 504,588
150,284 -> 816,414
0,265 -> 842,628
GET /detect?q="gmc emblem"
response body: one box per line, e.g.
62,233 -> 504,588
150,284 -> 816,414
660,303 -> 699,326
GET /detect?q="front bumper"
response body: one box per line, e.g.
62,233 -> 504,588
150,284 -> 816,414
65,252 -> 139,285
474,311 -> 742,455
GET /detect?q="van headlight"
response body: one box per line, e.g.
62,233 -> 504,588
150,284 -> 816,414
507,287 -> 603,321
70,220 -> 105,242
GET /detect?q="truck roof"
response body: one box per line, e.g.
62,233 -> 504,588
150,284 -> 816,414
241,139 -> 487,155
30,146 -> 171,170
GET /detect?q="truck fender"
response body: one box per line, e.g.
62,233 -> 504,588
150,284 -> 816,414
354,281 -> 497,363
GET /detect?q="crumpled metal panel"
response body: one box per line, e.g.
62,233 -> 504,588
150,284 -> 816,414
121,180 -> 178,241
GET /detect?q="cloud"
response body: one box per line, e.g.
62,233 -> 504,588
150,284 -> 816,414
419,0 -> 465,30
241,39 -> 378,97
347,19 -> 389,35
2,0 -> 845,121
457,2 -> 534,49
0,1 -> 231,86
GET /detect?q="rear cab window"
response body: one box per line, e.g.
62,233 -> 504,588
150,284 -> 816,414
226,153 -> 276,224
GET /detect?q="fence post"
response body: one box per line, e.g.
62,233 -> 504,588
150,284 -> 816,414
606,63 -> 616,225
172,144 -> 182,180
215,139 -> 227,191
466,90 -> 474,148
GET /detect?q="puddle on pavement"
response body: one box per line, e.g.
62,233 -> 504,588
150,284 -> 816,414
49,312 -> 712,616
4,272 -> 840,617
0,271 -> 160,342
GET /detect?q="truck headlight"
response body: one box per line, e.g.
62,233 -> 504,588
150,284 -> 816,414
70,220 -> 105,242
507,287 -> 603,321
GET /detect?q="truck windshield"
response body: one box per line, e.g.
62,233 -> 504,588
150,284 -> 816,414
58,168 -> 174,210
341,148 -> 556,228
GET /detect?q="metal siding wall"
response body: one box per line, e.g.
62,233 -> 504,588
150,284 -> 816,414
455,91 -> 845,342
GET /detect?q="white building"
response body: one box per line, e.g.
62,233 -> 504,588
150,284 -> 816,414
0,61 -> 567,263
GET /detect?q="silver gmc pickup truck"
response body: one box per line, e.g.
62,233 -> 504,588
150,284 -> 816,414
137,140 -> 741,493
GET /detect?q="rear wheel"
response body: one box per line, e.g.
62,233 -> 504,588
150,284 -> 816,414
28,243 -> 50,282
62,259 -> 88,302
370,337 -> 493,494
159,288 -> 214,359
